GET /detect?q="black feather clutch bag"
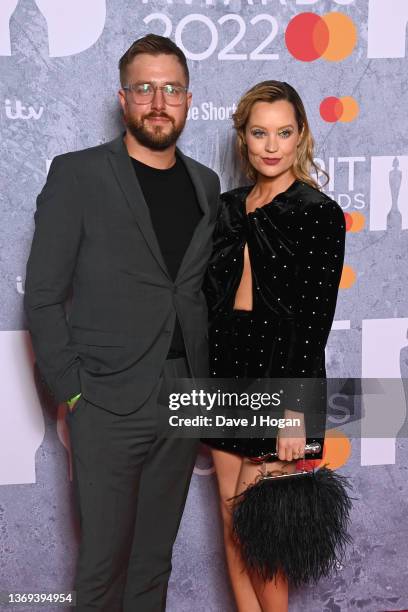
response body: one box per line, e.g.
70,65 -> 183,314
231,443 -> 353,587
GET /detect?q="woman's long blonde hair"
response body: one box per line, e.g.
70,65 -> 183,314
232,80 -> 328,189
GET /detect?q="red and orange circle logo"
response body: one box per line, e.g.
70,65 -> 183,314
320,96 -> 359,123
285,12 -> 357,62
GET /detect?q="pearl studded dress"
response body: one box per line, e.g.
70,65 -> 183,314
202,179 -> 346,460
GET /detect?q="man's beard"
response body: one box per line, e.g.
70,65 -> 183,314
126,112 -> 187,151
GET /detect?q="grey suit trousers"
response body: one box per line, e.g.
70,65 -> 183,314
67,357 -> 197,611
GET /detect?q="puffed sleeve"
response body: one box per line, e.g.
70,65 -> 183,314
202,193 -> 243,321
286,198 -> 346,376
202,198 -> 224,318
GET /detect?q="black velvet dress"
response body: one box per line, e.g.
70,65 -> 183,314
202,179 -> 346,460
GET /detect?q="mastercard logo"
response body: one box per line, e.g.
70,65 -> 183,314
344,211 -> 365,233
285,12 -> 357,62
320,96 -> 359,123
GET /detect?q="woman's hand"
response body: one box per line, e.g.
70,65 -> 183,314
276,409 -> 306,461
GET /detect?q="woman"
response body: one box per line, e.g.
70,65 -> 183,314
202,81 -> 346,611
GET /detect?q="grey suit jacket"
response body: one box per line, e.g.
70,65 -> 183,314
24,133 -> 220,413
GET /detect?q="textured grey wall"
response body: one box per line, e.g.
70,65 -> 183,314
0,0 -> 407,610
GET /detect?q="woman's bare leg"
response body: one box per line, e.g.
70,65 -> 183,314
249,570 -> 289,612
235,458 -> 298,612
211,448 -> 262,612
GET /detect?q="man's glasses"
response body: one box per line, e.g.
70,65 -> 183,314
122,83 -> 188,106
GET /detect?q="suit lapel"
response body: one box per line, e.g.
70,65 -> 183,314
107,134 -> 170,279
107,134 -> 211,284
174,148 -> 211,283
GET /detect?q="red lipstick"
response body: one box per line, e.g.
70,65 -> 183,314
262,158 -> 281,166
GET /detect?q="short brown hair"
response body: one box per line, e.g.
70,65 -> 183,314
119,33 -> 190,88
233,80 -> 328,189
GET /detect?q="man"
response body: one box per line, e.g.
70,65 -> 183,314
24,34 -> 220,611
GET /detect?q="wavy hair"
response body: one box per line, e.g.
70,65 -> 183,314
119,33 -> 189,88
232,80 -> 328,189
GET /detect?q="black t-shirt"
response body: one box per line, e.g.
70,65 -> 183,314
130,153 -> 202,356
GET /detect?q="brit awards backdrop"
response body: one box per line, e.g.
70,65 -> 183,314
0,1 -> 407,610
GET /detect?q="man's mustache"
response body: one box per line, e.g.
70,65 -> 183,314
143,113 -> 174,124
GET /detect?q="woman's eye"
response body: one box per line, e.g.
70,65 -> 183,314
279,130 -> 293,138
251,130 -> 265,138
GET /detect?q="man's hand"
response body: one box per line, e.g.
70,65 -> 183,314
276,409 -> 306,461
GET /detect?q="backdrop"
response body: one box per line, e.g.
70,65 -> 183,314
0,1 -> 407,610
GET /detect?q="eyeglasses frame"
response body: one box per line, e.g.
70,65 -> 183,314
122,82 -> 189,106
